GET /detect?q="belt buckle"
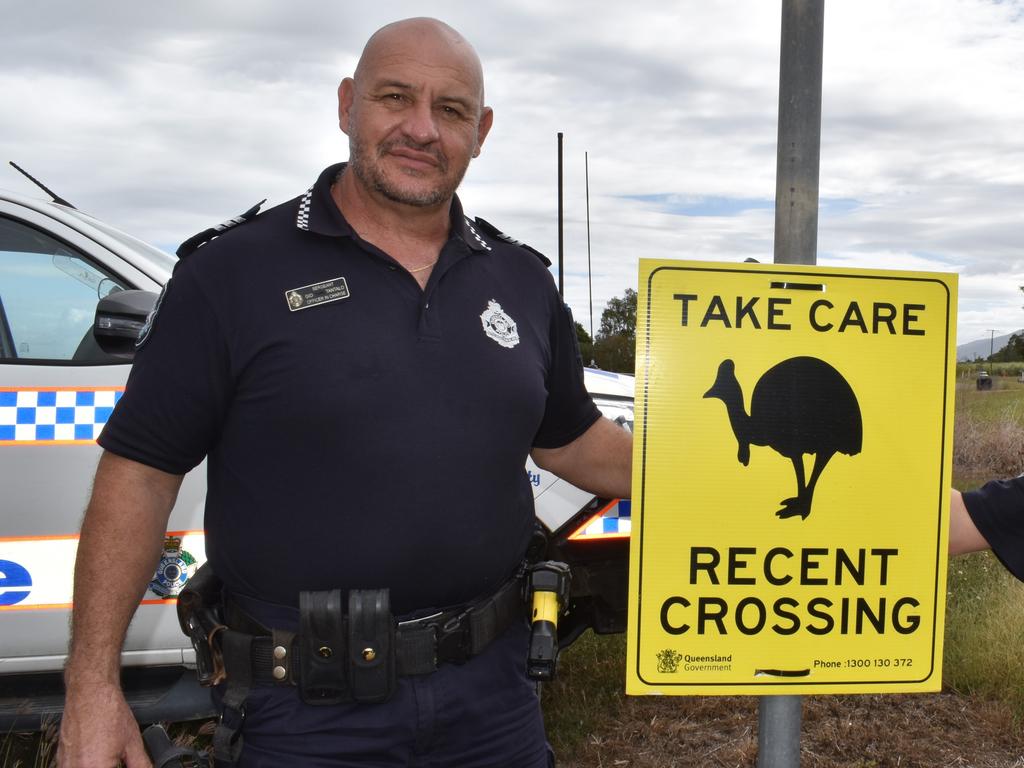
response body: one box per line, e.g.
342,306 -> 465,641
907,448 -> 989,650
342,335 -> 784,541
434,610 -> 472,665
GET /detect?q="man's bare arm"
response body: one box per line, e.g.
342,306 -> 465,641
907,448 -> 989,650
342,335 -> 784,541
531,417 -> 633,500
59,451 -> 184,768
949,488 -> 991,556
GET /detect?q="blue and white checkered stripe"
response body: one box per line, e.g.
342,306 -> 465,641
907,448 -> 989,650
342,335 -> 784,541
0,389 -> 124,443
570,500 -> 632,539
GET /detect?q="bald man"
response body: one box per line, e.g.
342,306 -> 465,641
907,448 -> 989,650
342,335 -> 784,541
58,18 -> 632,767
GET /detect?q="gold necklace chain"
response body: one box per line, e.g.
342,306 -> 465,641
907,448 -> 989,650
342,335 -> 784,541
407,259 -> 438,273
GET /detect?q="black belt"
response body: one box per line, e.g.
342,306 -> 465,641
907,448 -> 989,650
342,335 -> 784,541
222,574 -> 526,686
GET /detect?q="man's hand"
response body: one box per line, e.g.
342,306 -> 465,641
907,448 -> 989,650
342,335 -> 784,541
58,680 -> 150,767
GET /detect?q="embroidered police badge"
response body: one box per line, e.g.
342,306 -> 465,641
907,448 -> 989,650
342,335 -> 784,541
149,535 -> 198,598
480,299 -> 520,349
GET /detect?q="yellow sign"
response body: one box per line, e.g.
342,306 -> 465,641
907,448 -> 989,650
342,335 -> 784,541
626,260 -> 957,696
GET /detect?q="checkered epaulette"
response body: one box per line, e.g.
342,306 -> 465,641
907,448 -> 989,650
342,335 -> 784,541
176,199 -> 266,259
473,217 -> 551,267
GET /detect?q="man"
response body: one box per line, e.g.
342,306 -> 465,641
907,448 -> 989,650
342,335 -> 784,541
58,18 -> 632,768
950,484 -> 1024,580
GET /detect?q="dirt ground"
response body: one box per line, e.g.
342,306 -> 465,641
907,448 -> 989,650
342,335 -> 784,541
558,691 -> 1024,768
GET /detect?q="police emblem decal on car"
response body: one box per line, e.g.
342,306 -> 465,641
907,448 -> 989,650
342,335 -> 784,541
149,535 -> 198,598
480,299 -> 520,349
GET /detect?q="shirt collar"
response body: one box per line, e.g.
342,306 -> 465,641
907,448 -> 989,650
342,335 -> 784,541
296,163 -> 492,252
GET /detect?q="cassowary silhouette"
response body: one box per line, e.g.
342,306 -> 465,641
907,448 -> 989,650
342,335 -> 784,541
703,357 -> 862,520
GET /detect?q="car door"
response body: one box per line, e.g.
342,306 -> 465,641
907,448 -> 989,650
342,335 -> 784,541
0,200 -> 205,673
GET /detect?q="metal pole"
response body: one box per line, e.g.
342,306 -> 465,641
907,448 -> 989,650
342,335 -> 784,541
557,132 -> 565,298
761,1 -> 824,766
773,0 -> 824,266
586,151 -> 593,341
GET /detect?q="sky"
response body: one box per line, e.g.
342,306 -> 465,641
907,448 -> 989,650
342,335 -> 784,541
3,1 -> 1023,347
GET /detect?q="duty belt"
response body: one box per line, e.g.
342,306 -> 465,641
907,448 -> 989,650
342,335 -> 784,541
223,574 -> 526,687
179,564 -> 528,764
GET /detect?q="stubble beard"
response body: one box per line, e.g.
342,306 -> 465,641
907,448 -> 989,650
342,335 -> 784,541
348,131 -> 470,208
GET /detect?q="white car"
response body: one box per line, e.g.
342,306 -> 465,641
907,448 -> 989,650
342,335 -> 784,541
0,184 -> 633,729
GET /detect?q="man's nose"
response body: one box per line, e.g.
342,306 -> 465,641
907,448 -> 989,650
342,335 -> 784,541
402,101 -> 440,144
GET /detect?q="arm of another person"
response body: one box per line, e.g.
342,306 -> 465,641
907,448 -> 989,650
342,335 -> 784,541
58,451 -> 184,768
531,416 -> 633,500
949,488 -> 991,555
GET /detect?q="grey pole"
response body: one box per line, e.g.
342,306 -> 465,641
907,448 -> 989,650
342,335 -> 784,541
760,1 -> 824,766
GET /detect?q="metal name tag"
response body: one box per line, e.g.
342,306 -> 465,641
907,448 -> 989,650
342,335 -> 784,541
285,277 -> 350,312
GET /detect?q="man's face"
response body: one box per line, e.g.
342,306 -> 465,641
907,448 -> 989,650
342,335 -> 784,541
339,30 -> 492,209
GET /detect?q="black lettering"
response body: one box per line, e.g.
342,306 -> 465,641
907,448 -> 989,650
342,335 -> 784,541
856,597 -> 886,634
673,294 -> 699,326
800,547 -> 829,585
806,597 -> 834,635
892,597 -> 921,634
873,303 -> 897,334
767,298 -> 791,330
903,304 -> 925,336
809,299 -> 833,331
872,548 -> 899,586
728,547 -> 757,585
834,548 -> 866,586
735,297 -> 761,329
690,547 -> 720,585
772,597 -> 801,635
764,547 -> 793,585
840,597 -> 850,634
701,295 -> 731,328
839,301 -> 868,333
735,597 -> 767,635
660,596 -> 690,635
697,597 -> 728,634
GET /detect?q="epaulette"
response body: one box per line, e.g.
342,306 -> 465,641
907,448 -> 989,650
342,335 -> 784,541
473,217 -> 551,267
176,199 -> 266,259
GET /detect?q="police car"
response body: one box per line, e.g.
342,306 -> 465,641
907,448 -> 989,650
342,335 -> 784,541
0,183 -> 633,729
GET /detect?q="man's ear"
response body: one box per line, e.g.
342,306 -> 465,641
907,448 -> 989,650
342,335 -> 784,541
474,106 -> 494,157
338,78 -> 355,134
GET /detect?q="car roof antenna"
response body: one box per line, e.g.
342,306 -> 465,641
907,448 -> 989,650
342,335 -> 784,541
8,161 -> 77,209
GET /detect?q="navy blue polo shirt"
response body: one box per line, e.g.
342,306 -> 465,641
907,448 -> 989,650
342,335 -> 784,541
962,478 -> 1024,581
100,164 -> 600,612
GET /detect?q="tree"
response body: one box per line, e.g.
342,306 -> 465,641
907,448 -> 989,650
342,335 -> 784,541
574,321 -> 594,367
598,288 -> 637,339
592,288 -> 637,373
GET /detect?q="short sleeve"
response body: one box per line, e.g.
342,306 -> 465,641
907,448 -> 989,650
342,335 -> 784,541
98,260 -> 232,474
962,477 -> 1024,582
532,300 -> 601,449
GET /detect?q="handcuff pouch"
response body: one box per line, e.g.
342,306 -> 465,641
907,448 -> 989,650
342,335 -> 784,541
298,588 -> 349,705
347,588 -> 396,703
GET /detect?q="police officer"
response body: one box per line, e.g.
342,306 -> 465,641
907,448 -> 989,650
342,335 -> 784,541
58,17 -> 633,768
950,485 -> 1024,580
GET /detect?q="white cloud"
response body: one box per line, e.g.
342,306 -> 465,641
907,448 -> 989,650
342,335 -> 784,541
3,0 -> 1023,348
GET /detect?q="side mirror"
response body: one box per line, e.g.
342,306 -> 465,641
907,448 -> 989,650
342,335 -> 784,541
93,289 -> 158,359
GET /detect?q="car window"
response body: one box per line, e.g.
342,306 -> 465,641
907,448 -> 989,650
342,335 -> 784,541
0,216 -> 129,363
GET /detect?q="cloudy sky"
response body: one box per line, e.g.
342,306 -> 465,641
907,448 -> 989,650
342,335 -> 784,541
4,1 -> 1023,347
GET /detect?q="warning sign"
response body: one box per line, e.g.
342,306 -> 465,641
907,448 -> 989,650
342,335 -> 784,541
626,260 -> 957,695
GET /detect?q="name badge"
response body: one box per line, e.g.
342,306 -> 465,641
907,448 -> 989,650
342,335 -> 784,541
285,277 -> 350,312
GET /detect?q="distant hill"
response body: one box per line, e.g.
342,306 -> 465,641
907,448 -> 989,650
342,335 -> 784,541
957,329 -> 1024,362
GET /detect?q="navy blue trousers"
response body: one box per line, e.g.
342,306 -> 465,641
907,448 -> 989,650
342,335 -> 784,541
216,594 -> 553,768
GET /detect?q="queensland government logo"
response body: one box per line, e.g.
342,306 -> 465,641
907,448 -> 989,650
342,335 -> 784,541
480,299 -> 520,349
149,536 -> 198,598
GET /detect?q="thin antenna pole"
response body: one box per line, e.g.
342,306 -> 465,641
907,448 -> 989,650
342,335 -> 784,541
586,151 -> 593,341
557,133 -> 564,298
